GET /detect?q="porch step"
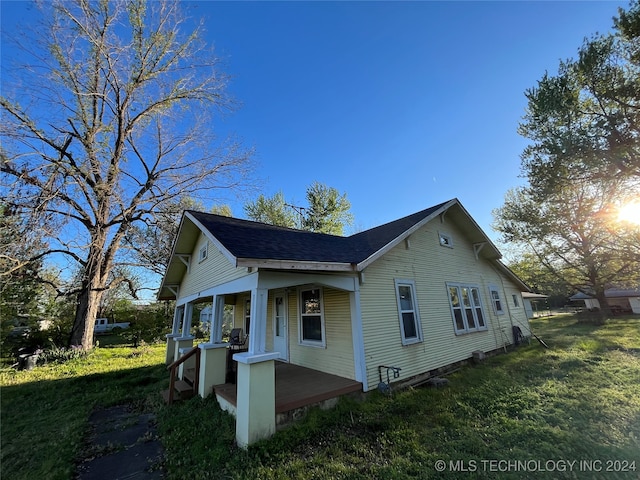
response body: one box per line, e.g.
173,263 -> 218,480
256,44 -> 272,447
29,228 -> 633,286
175,380 -> 195,398
184,367 -> 196,385
161,380 -> 196,405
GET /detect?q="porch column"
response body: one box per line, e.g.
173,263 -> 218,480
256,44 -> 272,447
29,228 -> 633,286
165,306 -> 184,365
173,337 -> 195,362
210,296 -> 225,344
233,352 -> 280,448
181,303 -> 193,337
174,302 -> 195,361
247,288 -> 268,354
197,343 -> 228,398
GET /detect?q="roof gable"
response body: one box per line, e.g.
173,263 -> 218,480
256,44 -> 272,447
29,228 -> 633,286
158,198 -> 528,299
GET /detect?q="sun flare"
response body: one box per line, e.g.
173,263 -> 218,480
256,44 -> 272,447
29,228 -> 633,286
618,200 -> 640,225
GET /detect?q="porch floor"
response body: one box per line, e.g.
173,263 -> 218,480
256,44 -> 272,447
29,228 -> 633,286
214,362 -> 362,414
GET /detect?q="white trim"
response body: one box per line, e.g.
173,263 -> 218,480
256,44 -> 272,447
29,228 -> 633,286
298,286 -> 326,348
233,351 -> 280,364
447,282 -> 489,335
237,258 -> 355,272
177,254 -> 191,273
198,242 -> 208,263
438,231 -> 454,248
488,284 -> 505,315
272,291 -> 289,361
394,279 -> 423,345
349,287 -> 368,390
184,211 -> 238,267
257,271 -> 357,292
175,272 -> 259,307
473,242 -> 486,259
512,294 -> 520,308
243,295 -> 252,337
247,288 -> 268,355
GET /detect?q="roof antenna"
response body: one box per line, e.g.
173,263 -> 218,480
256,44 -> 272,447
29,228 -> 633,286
285,203 -> 306,229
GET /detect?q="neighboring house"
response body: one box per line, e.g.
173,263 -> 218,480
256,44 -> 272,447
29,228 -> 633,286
158,198 -> 531,447
570,289 -> 640,314
522,292 -> 549,318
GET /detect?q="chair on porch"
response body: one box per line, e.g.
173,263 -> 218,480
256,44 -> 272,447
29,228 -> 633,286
228,328 -> 248,351
227,328 -> 248,384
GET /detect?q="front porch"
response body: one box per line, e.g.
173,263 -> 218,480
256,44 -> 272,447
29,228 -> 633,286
214,361 -> 362,416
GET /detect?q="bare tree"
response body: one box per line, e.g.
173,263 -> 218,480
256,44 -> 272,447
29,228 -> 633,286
0,0 -> 253,349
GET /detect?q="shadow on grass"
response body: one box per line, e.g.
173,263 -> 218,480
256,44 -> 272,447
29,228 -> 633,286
1,351 -> 168,480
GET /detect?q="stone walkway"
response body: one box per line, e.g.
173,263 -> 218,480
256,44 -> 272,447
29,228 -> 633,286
76,404 -> 164,479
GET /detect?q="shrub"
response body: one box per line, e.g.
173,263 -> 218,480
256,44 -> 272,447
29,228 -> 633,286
37,345 -> 88,365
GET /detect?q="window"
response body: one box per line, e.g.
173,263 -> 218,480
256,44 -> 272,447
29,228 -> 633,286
394,279 -> 423,345
244,298 -> 251,335
489,285 -> 504,315
439,232 -> 453,248
447,283 -> 487,335
198,243 -> 208,262
512,294 -> 520,307
299,287 -> 325,347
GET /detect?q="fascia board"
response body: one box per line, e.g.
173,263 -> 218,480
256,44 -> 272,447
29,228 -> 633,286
184,211 -> 238,267
236,258 -> 355,272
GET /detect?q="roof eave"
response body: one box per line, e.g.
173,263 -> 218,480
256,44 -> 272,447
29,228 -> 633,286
236,258 -> 356,272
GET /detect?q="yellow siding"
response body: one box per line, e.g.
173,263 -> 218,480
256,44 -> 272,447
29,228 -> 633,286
229,288 -> 355,380
288,287 -> 355,380
179,232 -> 247,300
360,217 -> 525,390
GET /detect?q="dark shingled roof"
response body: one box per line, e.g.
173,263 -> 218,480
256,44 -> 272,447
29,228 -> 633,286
187,200 -> 451,264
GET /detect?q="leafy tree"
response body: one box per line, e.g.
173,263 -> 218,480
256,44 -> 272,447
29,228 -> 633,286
495,3 -> 640,320
507,253 -> 574,308
495,179 -> 640,318
519,1 -> 640,196
244,182 -> 353,235
244,192 -> 297,228
0,205 -> 45,344
0,0 -> 253,349
303,181 -> 354,235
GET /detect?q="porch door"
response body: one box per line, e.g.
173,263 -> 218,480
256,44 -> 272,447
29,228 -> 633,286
273,294 -> 288,361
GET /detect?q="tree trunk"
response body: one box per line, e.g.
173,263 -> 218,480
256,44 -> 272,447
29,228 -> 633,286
69,284 -> 102,350
68,241 -> 106,350
593,290 -> 611,324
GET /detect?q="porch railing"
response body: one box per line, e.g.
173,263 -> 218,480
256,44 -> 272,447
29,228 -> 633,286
166,345 -> 201,405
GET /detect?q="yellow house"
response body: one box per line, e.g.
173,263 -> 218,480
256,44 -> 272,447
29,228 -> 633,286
158,198 -> 531,447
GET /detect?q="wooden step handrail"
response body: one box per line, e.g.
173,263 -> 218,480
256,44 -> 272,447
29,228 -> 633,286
167,346 -> 201,405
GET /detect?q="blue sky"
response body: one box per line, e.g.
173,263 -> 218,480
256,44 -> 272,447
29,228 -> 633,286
1,0 -> 626,242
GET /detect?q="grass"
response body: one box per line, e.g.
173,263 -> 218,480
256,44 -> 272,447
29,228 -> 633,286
0,340 -> 167,480
2,315 -> 639,479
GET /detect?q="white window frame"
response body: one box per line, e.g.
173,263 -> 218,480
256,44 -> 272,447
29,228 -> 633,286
244,297 -> 251,336
489,285 -> 505,315
438,231 -> 453,248
447,282 -> 488,335
512,294 -> 520,308
198,242 -> 208,263
394,279 -> 423,345
298,286 -> 326,348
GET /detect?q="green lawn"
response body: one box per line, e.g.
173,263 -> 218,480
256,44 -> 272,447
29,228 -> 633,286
2,316 -> 639,479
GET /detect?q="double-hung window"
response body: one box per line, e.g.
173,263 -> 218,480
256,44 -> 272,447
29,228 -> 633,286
299,287 -> 325,347
489,285 -> 505,315
394,279 -> 422,345
447,283 -> 487,335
